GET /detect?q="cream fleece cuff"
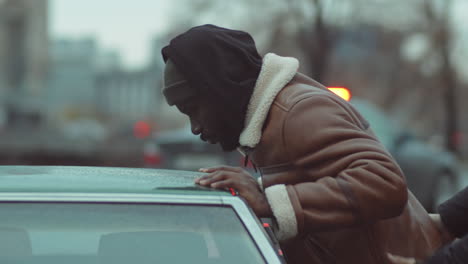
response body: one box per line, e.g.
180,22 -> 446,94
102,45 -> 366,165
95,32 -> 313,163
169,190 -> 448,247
265,184 -> 298,241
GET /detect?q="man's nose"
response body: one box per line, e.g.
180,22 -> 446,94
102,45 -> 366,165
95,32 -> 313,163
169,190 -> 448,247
190,119 -> 202,135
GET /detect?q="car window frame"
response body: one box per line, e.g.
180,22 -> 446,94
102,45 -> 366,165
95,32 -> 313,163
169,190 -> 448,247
0,192 -> 282,264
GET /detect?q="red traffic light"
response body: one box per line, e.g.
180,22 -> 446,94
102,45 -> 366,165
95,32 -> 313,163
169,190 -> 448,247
134,121 -> 151,139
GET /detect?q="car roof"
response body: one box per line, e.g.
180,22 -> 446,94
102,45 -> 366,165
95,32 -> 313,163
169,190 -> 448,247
0,165 -> 230,196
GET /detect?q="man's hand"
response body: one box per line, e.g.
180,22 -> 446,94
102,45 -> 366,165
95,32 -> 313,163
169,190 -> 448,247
196,166 -> 273,217
429,213 -> 455,243
387,253 -> 416,264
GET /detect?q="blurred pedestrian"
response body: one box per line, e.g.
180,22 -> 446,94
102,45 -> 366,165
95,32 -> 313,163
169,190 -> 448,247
388,186 -> 468,264
161,24 -> 446,264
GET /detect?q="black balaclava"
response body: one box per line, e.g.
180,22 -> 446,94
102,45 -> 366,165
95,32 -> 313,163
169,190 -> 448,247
163,59 -> 196,106
161,24 -> 263,145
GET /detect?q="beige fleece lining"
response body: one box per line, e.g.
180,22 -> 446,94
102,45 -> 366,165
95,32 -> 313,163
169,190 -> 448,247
265,184 -> 298,241
239,53 -> 299,147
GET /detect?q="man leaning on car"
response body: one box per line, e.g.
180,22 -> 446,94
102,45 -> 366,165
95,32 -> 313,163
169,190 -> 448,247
160,24 -> 447,264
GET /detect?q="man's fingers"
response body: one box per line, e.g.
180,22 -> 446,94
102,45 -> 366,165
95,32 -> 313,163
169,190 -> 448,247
195,166 -> 244,184
387,253 -> 416,264
194,174 -> 211,184
199,165 -> 240,173
195,171 -> 222,184
196,171 -> 229,186
210,179 -> 237,189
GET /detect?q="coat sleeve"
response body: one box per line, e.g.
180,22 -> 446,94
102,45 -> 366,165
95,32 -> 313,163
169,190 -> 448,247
438,186 -> 468,238
423,234 -> 468,264
263,94 -> 408,241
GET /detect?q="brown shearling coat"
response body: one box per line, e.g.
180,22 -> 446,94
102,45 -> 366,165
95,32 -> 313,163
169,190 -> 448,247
248,73 -> 445,264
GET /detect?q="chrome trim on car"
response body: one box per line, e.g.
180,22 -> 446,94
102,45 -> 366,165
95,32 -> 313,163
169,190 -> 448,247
0,192 -> 224,204
222,196 -> 282,264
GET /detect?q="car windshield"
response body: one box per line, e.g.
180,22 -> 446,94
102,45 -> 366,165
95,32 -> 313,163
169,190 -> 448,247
0,202 -> 265,264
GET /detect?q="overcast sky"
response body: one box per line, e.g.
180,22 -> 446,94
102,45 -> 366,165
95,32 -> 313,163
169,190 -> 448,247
50,0 -> 468,74
50,0 -> 169,69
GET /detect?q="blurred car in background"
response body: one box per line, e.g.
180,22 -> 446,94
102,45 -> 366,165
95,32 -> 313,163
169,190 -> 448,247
146,127 -> 249,171
351,98 -> 460,212
0,166 -> 285,264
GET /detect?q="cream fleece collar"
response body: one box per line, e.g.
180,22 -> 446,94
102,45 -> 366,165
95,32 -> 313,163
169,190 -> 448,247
239,53 -> 299,148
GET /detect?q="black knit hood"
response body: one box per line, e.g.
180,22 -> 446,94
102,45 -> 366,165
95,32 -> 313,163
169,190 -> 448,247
161,24 -> 263,138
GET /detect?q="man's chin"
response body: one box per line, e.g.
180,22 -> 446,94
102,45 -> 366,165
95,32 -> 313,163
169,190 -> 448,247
219,140 -> 239,152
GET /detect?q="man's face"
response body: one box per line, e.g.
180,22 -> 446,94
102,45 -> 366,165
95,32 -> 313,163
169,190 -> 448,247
175,96 -> 240,152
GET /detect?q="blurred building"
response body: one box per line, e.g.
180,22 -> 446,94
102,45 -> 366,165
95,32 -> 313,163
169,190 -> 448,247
96,67 -> 160,124
0,0 -> 49,127
47,38 -> 97,122
48,36 -> 163,140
